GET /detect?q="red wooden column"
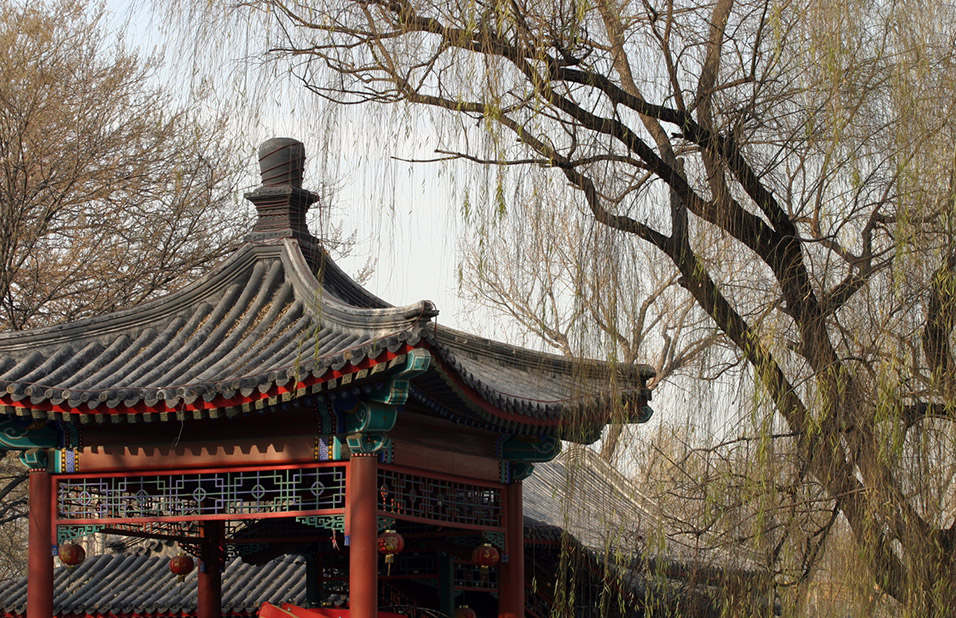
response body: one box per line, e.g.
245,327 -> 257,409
499,481 -> 524,618
27,470 -> 53,618
348,453 -> 379,618
198,520 -> 224,618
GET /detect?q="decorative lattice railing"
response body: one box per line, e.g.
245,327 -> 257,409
55,463 -> 346,525
377,466 -> 504,530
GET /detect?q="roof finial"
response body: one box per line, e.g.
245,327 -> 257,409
245,138 -> 318,243
258,137 -> 305,188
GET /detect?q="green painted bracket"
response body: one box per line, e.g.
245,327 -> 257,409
498,434 -> 561,462
367,348 -> 431,406
511,462 -> 534,481
496,434 -> 559,483
341,349 -> 431,455
57,524 -> 104,544
296,514 -> 345,532
0,418 -> 58,450
19,448 -> 48,470
343,401 -> 399,435
0,419 -> 80,471
499,461 -> 535,483
346,432 -> 392,455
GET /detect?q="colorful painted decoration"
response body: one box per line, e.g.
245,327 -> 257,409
58,543 -> 86,568
377,529 -> 404,575
454,606 -> 477,618
169,554 -> 195,582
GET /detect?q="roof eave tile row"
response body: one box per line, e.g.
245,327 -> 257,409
0,241 -> 435,422
0,342 -> 423,423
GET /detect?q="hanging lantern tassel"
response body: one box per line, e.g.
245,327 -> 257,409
471,543 -> 500,584
377,530 -> 404,576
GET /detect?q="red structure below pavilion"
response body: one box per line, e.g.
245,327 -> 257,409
0,138 -> 654,618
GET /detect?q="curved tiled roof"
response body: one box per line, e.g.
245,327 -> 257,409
523,448 -> 664,552
427,326 -> 652,427
0,140 -> 654,434
0,238 -> 433,421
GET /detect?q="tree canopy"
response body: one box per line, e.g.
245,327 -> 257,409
0,0 -> 247,332
0,0 -> 251,578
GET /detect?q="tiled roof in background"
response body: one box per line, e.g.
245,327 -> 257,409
0,554 -> 306,618
523,447 -> 664,552
525,448 -> 765,577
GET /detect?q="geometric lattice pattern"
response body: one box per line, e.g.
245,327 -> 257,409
378,467 -> 503,529
56,524 -> 104,544
56,464 -> 346,523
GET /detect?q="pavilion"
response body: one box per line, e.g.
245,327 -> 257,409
0,138 -> 654,618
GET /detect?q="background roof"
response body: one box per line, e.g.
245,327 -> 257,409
0,554 -> 306,618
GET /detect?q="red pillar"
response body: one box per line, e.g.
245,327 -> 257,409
348,453 -> 379,618
198,520 -> 224,618
499,481 -> 524,618
27,470 -> 53,618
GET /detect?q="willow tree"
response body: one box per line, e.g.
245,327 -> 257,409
170,0 -> 956,613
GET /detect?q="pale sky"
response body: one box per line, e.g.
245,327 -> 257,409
105,1 -> 479,333
100,1 -> 722,445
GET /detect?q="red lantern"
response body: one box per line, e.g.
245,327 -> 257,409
472,542 -> 499,581
169,554 -> 195,583
377,530 -> 404,575
454,606 -> 477,618
472,542 -> 499,567
58,543 -> 85,568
